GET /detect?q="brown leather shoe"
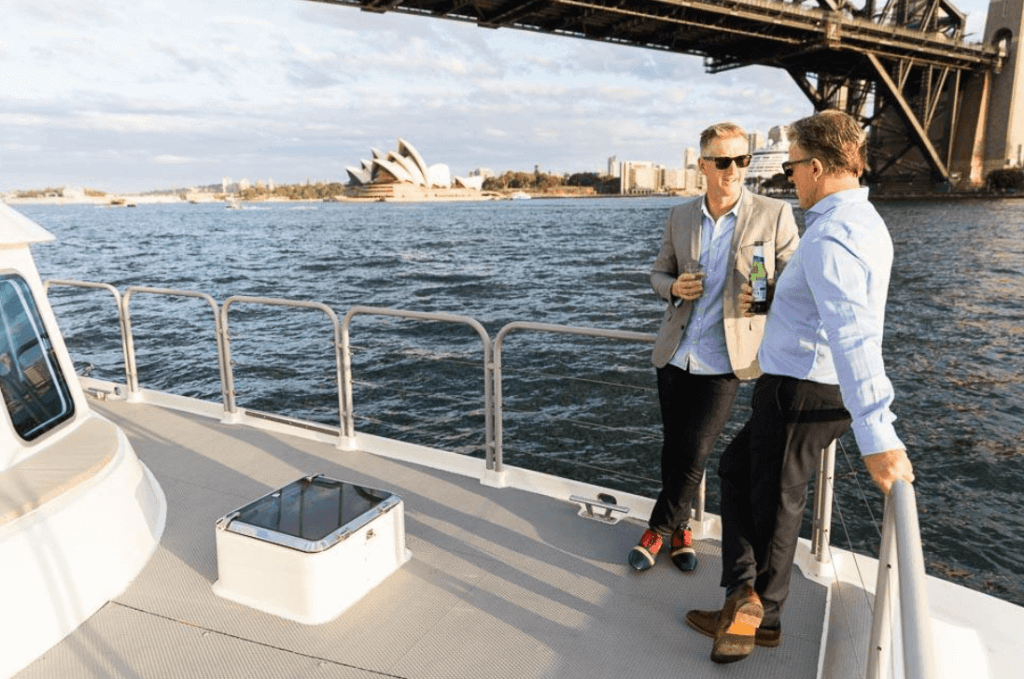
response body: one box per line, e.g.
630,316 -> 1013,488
704,583 -> 764,664
686,608 -> 781,647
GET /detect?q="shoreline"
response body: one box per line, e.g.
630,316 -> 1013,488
4,189 -> 1020,207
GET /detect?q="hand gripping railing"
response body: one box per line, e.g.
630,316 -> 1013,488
123,287 -> 225,403
493,321 -> 655,475
867,479 -> 937,679
43,280 -> 130,386
221,296 -> 344,439
340,306 -> 493,457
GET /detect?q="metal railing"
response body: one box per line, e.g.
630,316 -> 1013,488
43,279 -> 937,677
123,287 -> 224,402
340,306 -> 493,451
221,296 -> 344,434
811,440 -> 838,565
43,280 -> 129,385
493,320 -> 655,474
46,281 -> 858,560
867,479 -> 936,679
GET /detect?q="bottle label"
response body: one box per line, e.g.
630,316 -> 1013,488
751,248 -> 768,303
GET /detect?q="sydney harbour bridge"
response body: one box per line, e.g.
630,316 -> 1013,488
308,0 -> 1023,191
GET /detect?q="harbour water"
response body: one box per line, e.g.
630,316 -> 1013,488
18,196 -> 1024,607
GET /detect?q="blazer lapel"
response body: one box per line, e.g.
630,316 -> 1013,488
688,198 -> 703,263
729,188 -> 750,259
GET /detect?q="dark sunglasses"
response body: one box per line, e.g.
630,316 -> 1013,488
703,154 -> 752,170
781,157 -> 815,178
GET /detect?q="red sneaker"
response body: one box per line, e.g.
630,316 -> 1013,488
627,529 -> 664,571
670,525 -> 698,572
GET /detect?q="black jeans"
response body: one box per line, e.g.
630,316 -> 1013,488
648,364 -> 740,534
718,374 -> 851,628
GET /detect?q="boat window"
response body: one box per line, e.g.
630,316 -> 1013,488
0,274 -> 75,440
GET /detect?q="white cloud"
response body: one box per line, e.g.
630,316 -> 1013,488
153,154 -> 194,165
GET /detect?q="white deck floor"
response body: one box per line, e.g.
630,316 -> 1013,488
18,397 -> 828,679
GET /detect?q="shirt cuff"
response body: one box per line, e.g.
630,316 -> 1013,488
852,421 -> 905,457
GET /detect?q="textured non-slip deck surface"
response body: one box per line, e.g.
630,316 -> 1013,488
18,400 -> 827,679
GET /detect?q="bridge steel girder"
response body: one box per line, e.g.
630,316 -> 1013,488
306,0 -> 1004,185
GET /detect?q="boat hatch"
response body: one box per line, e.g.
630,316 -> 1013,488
213,474 -> 410,624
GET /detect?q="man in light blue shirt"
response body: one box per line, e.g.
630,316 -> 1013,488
685,110 -> 915,665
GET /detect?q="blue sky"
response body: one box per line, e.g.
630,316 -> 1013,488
1,0 -> 993,193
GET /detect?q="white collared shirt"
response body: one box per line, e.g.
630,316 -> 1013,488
669,191 -> 742,375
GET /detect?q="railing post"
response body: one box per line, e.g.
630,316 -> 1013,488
867,479 -> 936,679
867,492 -> 898,679
812,440 -> 837,564
893,480 -> 937,679
44,280 -> 129,389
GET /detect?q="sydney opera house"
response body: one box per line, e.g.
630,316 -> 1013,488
345,138 -> 485,200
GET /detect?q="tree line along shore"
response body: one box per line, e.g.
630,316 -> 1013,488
6,166 -> 1023,206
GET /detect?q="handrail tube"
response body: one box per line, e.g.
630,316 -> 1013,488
341,305 -> 493,458
893,481 -> 936,679
123,287 -> 224,403
222,296 -> 345,439
43,280 -> 130,387
493,321 -> 655,474
811,440 -> 837,564
867,479 -> 936,679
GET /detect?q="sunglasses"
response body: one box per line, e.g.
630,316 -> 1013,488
781,157 -> 815,178
703,154 -> 752,170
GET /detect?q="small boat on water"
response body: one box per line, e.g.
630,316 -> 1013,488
509,190 -> 531,200
2,201 -> 1023,679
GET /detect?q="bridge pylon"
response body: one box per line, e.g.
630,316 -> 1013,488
951,0 -> 1024,187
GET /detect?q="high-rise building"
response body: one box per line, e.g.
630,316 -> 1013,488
608,155 -> 619,178
747,131 -> 765,155
684,147 -> 698,169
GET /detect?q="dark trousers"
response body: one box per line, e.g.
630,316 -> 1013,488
648,364 -> 740,534
718,374 -> 851,628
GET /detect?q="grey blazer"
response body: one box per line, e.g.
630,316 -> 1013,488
650,190 -> 800,379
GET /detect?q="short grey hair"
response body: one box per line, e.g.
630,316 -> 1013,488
699,122 -> 747,156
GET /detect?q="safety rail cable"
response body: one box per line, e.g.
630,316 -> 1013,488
43,280 -> 129,386
123,287 -> 225,404
866,479 -> 937,679
222,296 -> 344,443
341,306 -> 493,459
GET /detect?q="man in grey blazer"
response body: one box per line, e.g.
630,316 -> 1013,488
628,122 -> 799,574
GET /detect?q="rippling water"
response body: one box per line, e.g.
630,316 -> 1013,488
18,196 -> 1024,607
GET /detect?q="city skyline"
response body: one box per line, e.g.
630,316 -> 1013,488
2,0 -> 994,193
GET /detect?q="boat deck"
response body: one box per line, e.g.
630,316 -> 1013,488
18,397 -> 827,679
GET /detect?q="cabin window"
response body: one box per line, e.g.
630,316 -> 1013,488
0,274 -> 74,440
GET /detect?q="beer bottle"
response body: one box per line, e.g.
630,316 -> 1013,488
750,242 -> 769,314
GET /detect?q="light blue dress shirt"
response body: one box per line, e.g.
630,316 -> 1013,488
669,193 -> 740,375
759,188 -> 904,456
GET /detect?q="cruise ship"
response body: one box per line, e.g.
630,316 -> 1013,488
746,125 -> 791,186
